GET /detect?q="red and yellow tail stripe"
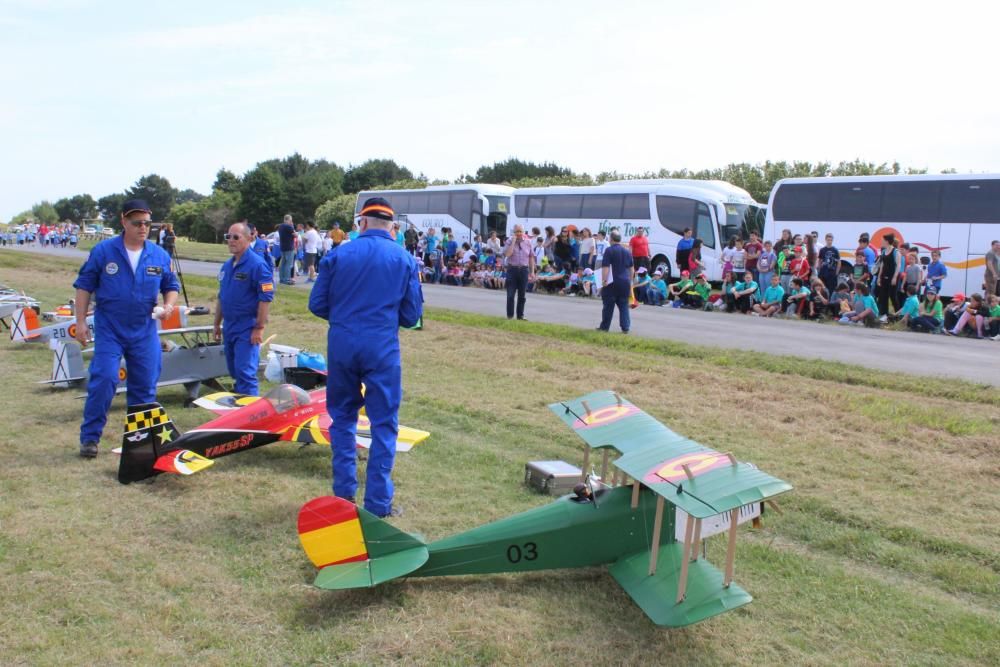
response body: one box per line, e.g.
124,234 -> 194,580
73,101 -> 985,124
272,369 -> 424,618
298,497 -> 368,568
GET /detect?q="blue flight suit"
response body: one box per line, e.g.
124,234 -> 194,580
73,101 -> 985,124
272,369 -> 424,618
217,250 -> 274,395
308,228 -> 422,517
251,237 -> 272,266
74,236 -> 179,444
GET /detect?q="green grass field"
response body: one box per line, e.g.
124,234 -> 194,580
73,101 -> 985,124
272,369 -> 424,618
1,250 -> 999,666
77,237 -> 230,263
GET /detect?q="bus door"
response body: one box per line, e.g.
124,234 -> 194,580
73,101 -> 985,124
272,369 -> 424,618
485,196 -> 510,239
966,223 -> 994,296
697,202 -> 721,280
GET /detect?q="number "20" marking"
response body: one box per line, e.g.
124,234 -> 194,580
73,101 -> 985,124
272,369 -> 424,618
506,542 -> 538,563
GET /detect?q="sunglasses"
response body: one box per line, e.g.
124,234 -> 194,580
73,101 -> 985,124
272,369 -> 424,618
128,220 -> 151,228
224,233 -> 242,240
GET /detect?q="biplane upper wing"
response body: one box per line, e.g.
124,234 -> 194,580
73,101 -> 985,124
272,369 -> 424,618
613,443 -> 792,519
548,390 -> 690,455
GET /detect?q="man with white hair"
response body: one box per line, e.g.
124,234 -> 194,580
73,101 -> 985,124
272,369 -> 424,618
308,197 -> 422,518
214,221 -> 274,395
503,224 -> 535,320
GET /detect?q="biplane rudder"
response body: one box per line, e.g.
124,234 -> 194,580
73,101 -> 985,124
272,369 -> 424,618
117,402 -> 183,484
10,306 -> 40,341
299,496 -> 429,590
48,339 -> 86,386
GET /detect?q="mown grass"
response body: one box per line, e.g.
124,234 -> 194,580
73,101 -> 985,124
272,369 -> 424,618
77,237 -> 230,263
1,249 -> 999,666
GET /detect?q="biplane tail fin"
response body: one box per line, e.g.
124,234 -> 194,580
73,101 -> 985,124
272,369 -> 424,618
298,496 -> 428,590
47,339 -> 86,386
10,306 -> 40,341
117,402 -> 187,484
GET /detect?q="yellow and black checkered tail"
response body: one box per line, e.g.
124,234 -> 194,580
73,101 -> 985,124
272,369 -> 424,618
118,402 -> 183,484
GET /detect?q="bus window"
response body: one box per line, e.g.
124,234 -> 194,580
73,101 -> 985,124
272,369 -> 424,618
881,181 -> 939,222
829,183 -> 882,222
525,196 -> 543,217
392,194 -> 410,212
428,192 -> 451,215
581,194 -> 624,218
656,196 -> 695,235
449,191 -> 474,226
772,183 -> 830,221
410,193 -> 429,214
542,195 -> 583,218
941,180 -> 1000,224
695,203 -> 715,248
623,194 -> 651,219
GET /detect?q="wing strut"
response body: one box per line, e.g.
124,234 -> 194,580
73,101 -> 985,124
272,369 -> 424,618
723,508 -> 739,587
676,514 -> 699,603
648,495 -> 666,576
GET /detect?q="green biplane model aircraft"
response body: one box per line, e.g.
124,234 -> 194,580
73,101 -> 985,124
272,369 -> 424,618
297,391 -> 792,627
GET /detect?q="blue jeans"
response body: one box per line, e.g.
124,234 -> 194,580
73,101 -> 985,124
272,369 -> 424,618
279,250 -> 294,283
599,290 -> 630,332
506,266 -> 529,318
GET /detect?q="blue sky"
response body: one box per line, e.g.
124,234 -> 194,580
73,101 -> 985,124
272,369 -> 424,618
2,0 -> 998,219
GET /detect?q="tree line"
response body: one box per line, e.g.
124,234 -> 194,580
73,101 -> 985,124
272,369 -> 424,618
6,155 -> 952,241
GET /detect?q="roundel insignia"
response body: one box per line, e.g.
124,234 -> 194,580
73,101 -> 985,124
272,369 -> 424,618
105,262 -> 119,275
576,404 -> 640,429
645,452 -> 731,484
68,323 -> 77,338
118,367 -> 127,381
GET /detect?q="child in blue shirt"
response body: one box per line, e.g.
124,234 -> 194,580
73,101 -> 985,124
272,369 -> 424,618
752,273 -> 785,317
730,272 -> 758,314
896,284 -> 920,325
646,270 -> 668,306
784,277 -> 810,318
839,283 -> 880,326
925,250 -> 947,294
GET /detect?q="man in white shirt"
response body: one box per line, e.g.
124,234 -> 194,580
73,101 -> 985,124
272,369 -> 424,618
303,221 -> 322,283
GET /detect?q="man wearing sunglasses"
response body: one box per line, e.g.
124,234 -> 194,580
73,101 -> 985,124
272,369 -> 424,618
215,222 -> 275,396
308,197 -> 422,519
72,199 -> 179,458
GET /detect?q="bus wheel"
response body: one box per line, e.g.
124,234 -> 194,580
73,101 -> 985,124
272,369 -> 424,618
652,255 -> 672,279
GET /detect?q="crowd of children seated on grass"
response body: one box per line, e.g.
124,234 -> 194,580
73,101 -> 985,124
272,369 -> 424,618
411,225 -> 1000,341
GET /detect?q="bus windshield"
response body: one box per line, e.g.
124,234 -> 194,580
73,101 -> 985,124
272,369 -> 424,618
723,203 -> 763,240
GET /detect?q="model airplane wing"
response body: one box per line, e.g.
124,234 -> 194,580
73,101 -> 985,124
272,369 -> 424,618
193,392 -> 262,414
549,390 -> 691,456
279,412 -> 431,452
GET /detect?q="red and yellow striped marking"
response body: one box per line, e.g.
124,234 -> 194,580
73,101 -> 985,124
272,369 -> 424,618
359,204 -> 395,218
290,415 -> 329,445
575,404 -> 640,430
647,452 -> 731,484
298,496 -> 368,568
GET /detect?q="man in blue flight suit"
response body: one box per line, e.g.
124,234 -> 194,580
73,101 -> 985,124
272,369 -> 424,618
246,221 -> 272,267
73,199 -> 180,458
214,222 -> 274,396
308,197 -> 422,518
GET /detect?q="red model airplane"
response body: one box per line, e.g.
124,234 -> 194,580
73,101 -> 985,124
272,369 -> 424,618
116,384 -> 430,484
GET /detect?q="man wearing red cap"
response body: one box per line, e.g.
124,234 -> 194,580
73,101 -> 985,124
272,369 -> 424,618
308,197 -> 422,518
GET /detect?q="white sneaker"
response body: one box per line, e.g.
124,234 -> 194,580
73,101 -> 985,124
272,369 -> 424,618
879,315 -> 888,323
750,312 -> 760,317
992,334 -> 1000,341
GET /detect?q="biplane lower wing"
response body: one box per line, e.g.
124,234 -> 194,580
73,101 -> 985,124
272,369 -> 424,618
609,545 -> 752,627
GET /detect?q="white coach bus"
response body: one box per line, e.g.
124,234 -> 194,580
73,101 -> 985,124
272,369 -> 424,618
764,174 -> 1000,297
510,180 -> 763,280
355,184 -> 514,244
